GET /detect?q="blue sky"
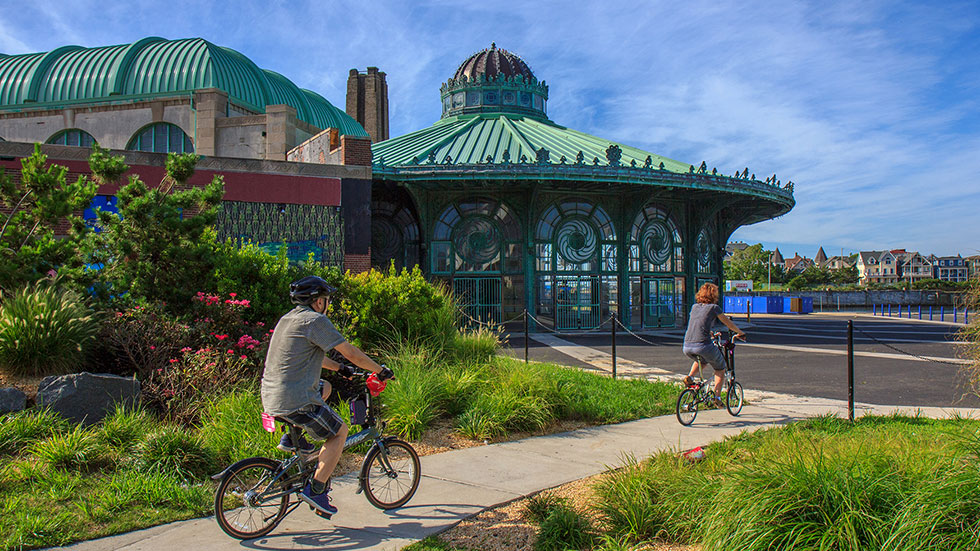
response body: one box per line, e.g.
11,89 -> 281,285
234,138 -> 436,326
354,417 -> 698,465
2,0 -> 978,259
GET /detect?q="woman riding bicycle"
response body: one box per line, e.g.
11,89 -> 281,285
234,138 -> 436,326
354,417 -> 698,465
682,283 -> 746,406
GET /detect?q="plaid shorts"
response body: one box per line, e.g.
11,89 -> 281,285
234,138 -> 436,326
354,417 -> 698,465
279,403 -> 344,441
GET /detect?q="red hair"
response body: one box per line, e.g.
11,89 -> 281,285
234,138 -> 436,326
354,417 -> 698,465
696,283 -> 719,304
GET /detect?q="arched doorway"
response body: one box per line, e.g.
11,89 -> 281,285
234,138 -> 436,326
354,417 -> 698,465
533,198 -> 617,330
429,197 -> 522,324
627,204 -> 684,328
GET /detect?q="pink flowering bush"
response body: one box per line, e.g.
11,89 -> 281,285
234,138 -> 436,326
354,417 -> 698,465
92,303 -> 193,377
142,345 -> 258,425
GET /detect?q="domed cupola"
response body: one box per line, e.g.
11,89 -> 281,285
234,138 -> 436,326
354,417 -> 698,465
440,43 -> 549,120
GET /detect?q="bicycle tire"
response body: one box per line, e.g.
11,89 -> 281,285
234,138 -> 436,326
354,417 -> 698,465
214,457 -> 289,540
726,382 -> 744,416
676,388 -> 699,426
360,439 -> 421,509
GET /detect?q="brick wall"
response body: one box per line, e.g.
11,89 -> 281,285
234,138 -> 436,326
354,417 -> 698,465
344,252 -> 372,274
341,136 -> 372,166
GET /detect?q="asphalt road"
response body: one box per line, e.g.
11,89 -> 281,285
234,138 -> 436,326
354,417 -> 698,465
501,313 -> 980,408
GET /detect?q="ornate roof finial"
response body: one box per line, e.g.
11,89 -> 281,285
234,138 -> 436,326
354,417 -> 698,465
491,42 -> 496,50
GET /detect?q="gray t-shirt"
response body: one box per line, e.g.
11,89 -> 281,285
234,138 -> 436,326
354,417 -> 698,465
260,305 -> 345,416
684,303 -> 722,345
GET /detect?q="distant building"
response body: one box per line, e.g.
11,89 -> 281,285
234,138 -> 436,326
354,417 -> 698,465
967,255 -> 980,280
724,241 -> 750,261
824,255 -> 855,270
898,252 -> 933,284
771,248 -> 784,267
814,247 -> 828,267
932,255 -> 968,282
784,252 -> 815,273
857,250 -> 900,284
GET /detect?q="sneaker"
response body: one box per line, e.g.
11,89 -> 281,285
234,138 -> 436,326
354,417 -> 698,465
682,376 -> 695,387
299,483 -> 338,516
278,433 -> 316,454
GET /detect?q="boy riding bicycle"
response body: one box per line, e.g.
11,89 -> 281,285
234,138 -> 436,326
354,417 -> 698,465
682,283 -> 745,406
260,276 -> 393,516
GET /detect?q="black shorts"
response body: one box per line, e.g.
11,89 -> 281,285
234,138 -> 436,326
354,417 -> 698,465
279,403 -> 344,441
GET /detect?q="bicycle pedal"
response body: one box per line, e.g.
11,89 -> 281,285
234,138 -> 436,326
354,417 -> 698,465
314,510 -> 332,520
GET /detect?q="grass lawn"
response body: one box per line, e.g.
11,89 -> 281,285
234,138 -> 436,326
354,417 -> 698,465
0,356 -> 679,550
456,414 -> 980,551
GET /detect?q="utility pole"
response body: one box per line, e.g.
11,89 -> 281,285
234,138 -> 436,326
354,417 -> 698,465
768,251 -> 772,291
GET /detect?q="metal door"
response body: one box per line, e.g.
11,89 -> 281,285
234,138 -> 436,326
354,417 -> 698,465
453,277 -> 501,326
555,275 -> 601,330
642,278 -> 675,328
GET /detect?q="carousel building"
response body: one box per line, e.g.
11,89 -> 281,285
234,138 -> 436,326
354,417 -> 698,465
371,45 -> 795,330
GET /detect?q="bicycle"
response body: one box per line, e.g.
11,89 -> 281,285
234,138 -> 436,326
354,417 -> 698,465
675,331 -> 744,426
211,368 -> 421,540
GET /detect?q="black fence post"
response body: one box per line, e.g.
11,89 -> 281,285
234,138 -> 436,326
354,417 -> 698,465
847,320 -> 854,422
523,309 -> 529,364
611,314 -> 617,380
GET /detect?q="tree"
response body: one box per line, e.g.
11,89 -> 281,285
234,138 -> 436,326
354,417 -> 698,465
85,146 -> 225,311
0,144 -> 97,291
725,243 -> 770,283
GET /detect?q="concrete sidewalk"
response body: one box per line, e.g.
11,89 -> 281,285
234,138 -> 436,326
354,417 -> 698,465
55,392 -> 980,551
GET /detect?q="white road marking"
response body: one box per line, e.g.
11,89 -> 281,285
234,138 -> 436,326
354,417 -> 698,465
736,342 -> 970,365
745,329 -> 964,345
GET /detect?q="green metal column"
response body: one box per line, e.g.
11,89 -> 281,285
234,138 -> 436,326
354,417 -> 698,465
524,184 -> 537,330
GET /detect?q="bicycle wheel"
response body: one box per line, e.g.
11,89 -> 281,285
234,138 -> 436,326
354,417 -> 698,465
361,439 -> 421,509
214,457 -> 289,540
726,381 -> 744,416
676,388 -> 699,426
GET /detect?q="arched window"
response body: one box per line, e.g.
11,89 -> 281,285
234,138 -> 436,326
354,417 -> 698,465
127,123 -> 194,153
47,129 -> 96,148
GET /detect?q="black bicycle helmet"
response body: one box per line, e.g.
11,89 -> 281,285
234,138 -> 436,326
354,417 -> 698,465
289,276 -> 337,305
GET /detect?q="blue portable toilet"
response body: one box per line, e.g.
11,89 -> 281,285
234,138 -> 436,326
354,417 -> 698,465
724,296 -> 750,313
752,296 -> 783,313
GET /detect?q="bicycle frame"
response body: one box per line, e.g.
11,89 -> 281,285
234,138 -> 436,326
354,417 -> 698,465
217,377 -> 396,508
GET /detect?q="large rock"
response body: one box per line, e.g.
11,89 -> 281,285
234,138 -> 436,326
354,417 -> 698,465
0,387 -> 27,414
37,372 -> 140,425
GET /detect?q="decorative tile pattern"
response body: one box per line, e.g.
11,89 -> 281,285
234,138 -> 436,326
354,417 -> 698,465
215,201 -> 343,266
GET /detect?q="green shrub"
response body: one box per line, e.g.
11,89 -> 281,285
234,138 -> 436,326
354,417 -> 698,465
90,302 -> 193,377
28,425 -> 106,470
130,427 -> 216,479
0,281 -> 99,376
535,500 -> 593,551
198,390 -> 283,463
333,265 -> 459,352
98,404 -> 161,450
525,493 -> 571,524
141,347 -> 260,426
0,408 -> 69,455
211,238 -> 338,325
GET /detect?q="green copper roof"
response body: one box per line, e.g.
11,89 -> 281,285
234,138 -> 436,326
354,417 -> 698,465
373,113 -> 689,170
371,112 -> 795,217
0,37 -> 367,137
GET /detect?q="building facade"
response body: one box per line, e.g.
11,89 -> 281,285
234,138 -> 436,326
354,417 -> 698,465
0,37 -> 374,271
369,45 -> 794,331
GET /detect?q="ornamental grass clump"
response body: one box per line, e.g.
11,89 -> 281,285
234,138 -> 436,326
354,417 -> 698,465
0,281 -> 99,377
0,407 -> 68,455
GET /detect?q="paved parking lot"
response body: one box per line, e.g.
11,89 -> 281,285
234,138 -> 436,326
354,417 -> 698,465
501,313 -> 980,408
